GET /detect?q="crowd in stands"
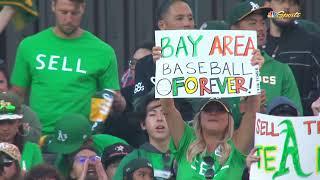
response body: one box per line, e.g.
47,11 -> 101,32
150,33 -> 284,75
0,0 -> 319,179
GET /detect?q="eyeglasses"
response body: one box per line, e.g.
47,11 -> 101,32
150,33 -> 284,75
203,156 -> 215,180
74,155 -> 101,164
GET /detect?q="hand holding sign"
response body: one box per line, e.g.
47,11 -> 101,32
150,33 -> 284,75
251,49 -> 264,69
246,147 -> 260,170
155,30 -> 261,98
152,46 -> 162,63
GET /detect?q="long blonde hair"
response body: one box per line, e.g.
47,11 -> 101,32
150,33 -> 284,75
186,112 -> 234,165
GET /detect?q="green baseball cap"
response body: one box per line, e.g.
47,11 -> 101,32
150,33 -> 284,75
46,113 -> 92,154
200,20 -> 230,30
227,1 -> 272,25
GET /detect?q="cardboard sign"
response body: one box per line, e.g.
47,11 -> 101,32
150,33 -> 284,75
155,30 -> 260,98
250,113 -> 320,180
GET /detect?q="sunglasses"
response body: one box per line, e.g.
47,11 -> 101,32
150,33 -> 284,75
1,158 -> 15,167
203,156 -> 215,180
74,155 -> 101,164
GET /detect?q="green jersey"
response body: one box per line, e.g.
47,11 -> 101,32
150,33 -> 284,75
114,143 -> 175,180
171,123 -> 246,180
260,52 -> 303,114
21,141 -> 43,171
10,28 -> 120,134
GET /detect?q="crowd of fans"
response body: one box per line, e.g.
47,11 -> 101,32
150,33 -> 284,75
0,0 -> 319,179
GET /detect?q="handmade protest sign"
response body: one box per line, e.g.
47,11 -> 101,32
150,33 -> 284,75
155,30 -> 260,98
250,113 -> 320,180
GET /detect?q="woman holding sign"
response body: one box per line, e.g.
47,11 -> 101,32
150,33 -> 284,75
155,48 -> 263,179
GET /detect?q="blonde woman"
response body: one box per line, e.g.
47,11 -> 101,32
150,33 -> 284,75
156,49 -> 263,179
160,94 -> 260,179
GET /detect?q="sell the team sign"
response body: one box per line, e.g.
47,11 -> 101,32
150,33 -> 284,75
155,30 -> 260,98
251,113 -> 320,180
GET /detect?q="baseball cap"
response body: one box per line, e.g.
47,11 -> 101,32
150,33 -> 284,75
198,98 -> 232,114
123,158 -> 154,178
0,142 -> 21,163
0,92 -> 23,120
200,20 -> 230,30
266,96 -> 299,116
102,143 -> 133,168
227,1 -> 272,25
45,113 -> 92,154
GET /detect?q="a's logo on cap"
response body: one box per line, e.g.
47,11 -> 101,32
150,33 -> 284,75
57,130 -> 68,142
115,145 -> 124,152
249,1 -> 260,11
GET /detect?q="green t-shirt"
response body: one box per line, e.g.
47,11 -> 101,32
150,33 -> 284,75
260,52 -> 303,114
114,143 -> 175,180
54,134 -> 127,177
171,123 -> 245,180
10,28 -> 120,134
21,141 -> 43,171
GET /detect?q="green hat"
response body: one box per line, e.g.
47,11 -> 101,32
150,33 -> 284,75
46,114 -> 92,154
227,1 -> 272,25
0,92 -> 23,120
123,158 -> 154,178
200,20 -> 230,30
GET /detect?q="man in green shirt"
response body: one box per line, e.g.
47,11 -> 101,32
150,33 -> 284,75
10,0 -> 126,135
226,1 -> 303,116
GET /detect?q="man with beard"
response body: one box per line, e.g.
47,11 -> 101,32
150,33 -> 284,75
10,0 -> 126,136
69,146 -> 108,180
261,0 -> 320,115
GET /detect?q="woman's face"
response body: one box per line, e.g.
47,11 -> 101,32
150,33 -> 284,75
0,156 -> 18,180
0,120 -> 20,143
200,102 -> 229,136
